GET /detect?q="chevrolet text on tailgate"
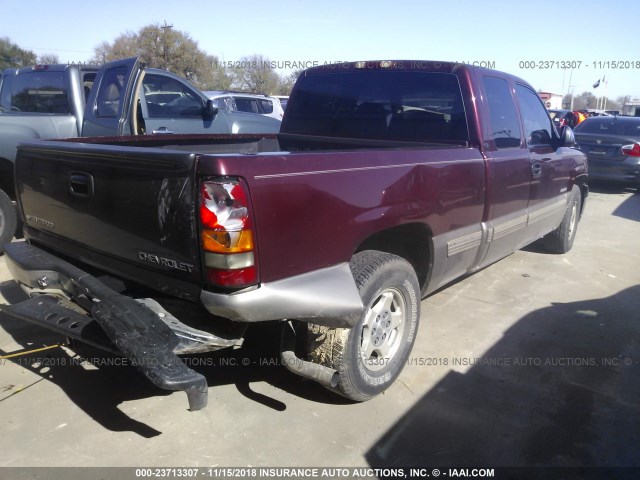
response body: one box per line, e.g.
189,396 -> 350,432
1,61 -> 587,410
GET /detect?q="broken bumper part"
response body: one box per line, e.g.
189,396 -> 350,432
1,241 -> 209,411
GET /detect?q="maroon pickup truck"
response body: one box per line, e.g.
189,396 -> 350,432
1,61 -> 587,410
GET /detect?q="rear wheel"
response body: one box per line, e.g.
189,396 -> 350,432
542,185 -> 581,254
0,189 -> 17,253
307,250 -> 420,401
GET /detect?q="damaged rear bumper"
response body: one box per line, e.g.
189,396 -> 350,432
0,241 -> 223,411
200,263 -> 364,328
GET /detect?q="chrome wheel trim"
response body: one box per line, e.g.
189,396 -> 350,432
359,288 -> 406,372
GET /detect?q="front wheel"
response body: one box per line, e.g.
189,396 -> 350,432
307,251 -> 421,401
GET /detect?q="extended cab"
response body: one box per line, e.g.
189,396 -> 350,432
1,61 -> 587,410
0,58 -> 281,248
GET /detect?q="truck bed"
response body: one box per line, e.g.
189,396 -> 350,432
17,134 -> 483,294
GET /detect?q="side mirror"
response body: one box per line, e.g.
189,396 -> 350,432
203,99 -> 218,120
557,125 -> 576,148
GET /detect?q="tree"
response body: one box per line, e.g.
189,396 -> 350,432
230,55 -> 280,94
567,91 -> 598,110
37,53 -> 60,65
0,37 -> 36,70
563,92 -> 626,111
91,24 -> 230,90
92,32 -> 138,63
603,96 -> 626,112
275,69 -> 303,96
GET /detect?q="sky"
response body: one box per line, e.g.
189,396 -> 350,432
2,0 -> 639,100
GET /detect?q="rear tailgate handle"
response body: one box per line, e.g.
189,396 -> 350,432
69,172 -> 94,197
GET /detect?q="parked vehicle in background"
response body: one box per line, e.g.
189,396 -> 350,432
548,109 -> 576,130
584,109 -> 613,117
274,95 -> 289,111
2,60 -> 587,411
0,58 -> 281,249
203,91 -> 284,120
574,116 -> 640,187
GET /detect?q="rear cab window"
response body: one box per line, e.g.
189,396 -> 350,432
283,70 -> 469,143
0,70 -> 70,114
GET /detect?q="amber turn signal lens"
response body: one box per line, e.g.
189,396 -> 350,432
202,229 -> 254,253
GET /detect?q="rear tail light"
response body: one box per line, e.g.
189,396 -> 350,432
200,178 -> 257,288
621,143 -> 640,157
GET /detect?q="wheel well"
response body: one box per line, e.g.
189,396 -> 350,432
576,176 -> 588,219
355,223 -> 432,290
0,158 -> 15,200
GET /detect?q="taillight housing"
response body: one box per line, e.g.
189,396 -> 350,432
621,142 -> 640,157
200,178 -> 257,288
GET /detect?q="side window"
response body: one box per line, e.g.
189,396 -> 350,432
482,76 -> 521,148
215,96 -> 234,113
96,66 -> 126,118
141,74 -> 203,118
235,97 -> 260,114
82,72 -> 96,104
259,99 -> 273,114
0,76 -> 14,111
515,84 -> 553,146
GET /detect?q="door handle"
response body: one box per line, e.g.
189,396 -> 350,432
152,127 -> 174,134
531,163 -> 542,177
531,162 -> 542,178
68,172 -> 94,197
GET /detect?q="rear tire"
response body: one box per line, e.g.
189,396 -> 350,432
307,251 -> 420,401
542,185 -> 581,254
0,189 -> 17,253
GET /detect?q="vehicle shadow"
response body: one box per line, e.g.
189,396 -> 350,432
0,281 -> 346,436
612,194 -> 640,222
366,285 -> 640,468
588,181 -> 638,195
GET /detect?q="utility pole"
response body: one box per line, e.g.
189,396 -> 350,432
569,85 -> 575,111
566,68 -> 574,110
161,20 -> 173,70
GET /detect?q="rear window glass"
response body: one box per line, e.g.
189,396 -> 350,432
283,71 -> 469,143
0,71 -> 70,114
575,118 -> 640,136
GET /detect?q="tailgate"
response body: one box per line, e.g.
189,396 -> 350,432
15,141 -> 201,289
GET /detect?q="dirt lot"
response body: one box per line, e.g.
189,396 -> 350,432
0,186 -> 639,469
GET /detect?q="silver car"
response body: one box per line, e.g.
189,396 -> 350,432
203,91 -> 284,120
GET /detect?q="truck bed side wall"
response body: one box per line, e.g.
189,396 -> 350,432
198,146 -> 487,293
